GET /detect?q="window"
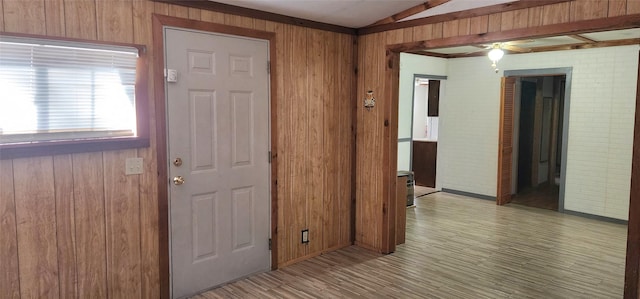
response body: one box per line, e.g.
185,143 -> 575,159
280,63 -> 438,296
0,34 -> 148,159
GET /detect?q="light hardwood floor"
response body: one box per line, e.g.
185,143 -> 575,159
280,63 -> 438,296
194,192 -> 627,298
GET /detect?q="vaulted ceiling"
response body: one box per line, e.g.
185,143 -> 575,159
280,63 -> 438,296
207,0 -> 518,28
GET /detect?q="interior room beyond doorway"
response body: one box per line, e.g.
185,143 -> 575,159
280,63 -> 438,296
510,75 -> 566,212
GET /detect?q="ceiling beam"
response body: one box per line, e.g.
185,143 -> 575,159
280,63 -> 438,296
149,0 -> 356,35
359,0 -> 571,35
387,14 -> 640,53
570,34 -> 597,43
366,0 -> 452,27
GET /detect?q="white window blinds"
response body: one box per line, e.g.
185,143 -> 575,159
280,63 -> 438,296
0,35 -> 139,144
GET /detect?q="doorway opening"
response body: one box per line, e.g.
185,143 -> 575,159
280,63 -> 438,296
510,75 -> 566,211
497,68 -> 572,210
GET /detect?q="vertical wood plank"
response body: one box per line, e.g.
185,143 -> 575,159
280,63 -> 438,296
289,25 -> 309,259
14,157 -> 60,298
3,0 -> 46,34
0,0 -> 4,31
168,4 -> 188,18
442,20 -> 459,38
308,29 -> 325,255
270,20 -> 289,266
542,2 -> 571,25
341,34 -> 355,246
225,15 -> 255,28
96,0 -> 133,43
432,22 -> 443,39
513,8 -> 529,29
457,18 -> 470,36
200,10 -> 225,23
103,150 -> 142,299
63,0 -> 97,39
188,7 -> 200,20
528,6 -> 544,27
254,19 -> 266,31
153,2 -> 169,15
73,153 -> 107,298
571,0 -> 608,21
44,0 -> 65,36
133,1 -> 160,298
608,0 -> 627,17
469,16 -> 489,35
488,13 -> 501,32
323,31 -> 339,250
501,11 -> 515,31
386,29 -> 403,45
413,24 -> 433,41
0,160 -> 20,298
628,0 -> 640,14
53,155 -> 78,299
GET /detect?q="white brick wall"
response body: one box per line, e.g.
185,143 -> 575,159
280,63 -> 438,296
439,45 -> 638,220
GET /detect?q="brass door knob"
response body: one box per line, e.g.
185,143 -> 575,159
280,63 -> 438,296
173,176 -> 185,185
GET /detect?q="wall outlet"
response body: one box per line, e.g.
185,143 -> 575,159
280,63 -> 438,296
125,157 -> 143,175
301,229 -> 309,244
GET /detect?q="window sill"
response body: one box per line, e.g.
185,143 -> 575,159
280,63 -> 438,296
0,137 -> 150,160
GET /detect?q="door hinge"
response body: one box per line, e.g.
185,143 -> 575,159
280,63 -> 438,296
267,61 -> 271,74
268,238 -> 272,250
268,151 -> 272,163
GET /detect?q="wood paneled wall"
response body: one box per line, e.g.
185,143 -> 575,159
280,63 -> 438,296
0,0 -> 353,297
355,0 -> 640,251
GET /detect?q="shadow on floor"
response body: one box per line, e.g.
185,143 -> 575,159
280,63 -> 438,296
510,183 -> 559,211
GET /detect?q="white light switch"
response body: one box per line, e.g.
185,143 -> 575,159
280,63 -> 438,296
125,157 -> 143,175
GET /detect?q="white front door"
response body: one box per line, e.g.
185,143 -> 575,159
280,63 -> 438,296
164,27 -> 271,299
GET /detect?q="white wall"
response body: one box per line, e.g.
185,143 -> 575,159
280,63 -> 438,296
397,53 -> 448,172
441,45 -> 638,220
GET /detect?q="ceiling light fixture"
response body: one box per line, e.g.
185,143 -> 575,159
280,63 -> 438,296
488,43 -> 504,73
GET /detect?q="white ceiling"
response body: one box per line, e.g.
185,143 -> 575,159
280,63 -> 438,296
208,0 -> 518,28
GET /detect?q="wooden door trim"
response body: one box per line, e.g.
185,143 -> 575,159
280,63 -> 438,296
624,51 -> 640,299
152,14 -> 278,299
497,77 -> 515,205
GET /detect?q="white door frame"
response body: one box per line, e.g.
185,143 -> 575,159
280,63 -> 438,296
152,14 -> 279,299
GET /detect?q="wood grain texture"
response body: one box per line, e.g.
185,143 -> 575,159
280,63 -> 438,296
307,28 -> 325,255
442,20 -> 459,38
570,0 -> 608,21
96,0 -> 133,43
72,153 -> 108,298
44,0 -> 65,36
13,157 -> 59,298
0,160 -> 20,298
103,150 -> 141,299
133,2 -> 160,298
608,0 -> 627,17
395,176 -> 407,245
0,0 -> 4,31
413,24 -> 434,42
198,192 -> 626,298
53,155 -> 78,299
542,1 -> 571,25
225,14 -> 254,28
629,0 -> 640,14
63,0 -> 97,39
469,15 -> 489,35
488,13 -> 502,32
497,77 -> 515,205
2,0 -> 46,34
528,6 -> 544,27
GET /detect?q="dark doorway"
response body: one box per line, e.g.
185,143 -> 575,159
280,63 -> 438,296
517,81 -> 536,192
511,75 -> 566,211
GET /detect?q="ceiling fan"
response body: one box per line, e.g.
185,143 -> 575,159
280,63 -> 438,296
468,40 -> 534,72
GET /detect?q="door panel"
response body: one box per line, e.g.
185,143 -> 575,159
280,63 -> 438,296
165,28 -> 270,298
497,77 -> 516,205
